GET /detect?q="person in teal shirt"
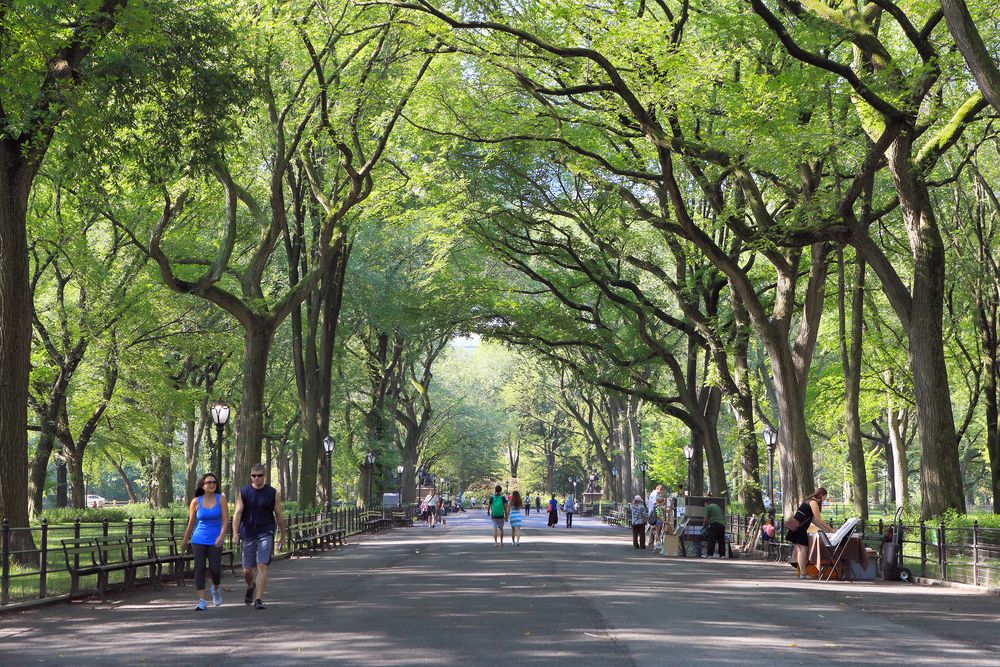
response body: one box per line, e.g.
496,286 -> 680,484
702,502 -> 726,558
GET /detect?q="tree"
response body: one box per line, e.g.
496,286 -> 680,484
147,2 -> 437,499
0,0 -> 128,544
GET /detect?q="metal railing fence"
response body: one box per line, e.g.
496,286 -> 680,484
1,504 -> 419,609
596,506 -> 1000,589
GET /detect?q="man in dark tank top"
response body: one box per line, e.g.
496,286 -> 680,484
232,463 -> 287,609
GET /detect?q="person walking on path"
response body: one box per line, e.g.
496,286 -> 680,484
436,496 -> 446,526
232,463 -> 287,610
646,484 -> 663,543
702,501 -> 727,558
786,488 -> 834,578
630,495 -> 649,549
563,494 -> 576,527
489,484 -> 508,546
508,491 -> 525,546
546,494 -> 559,527
181,472 -> 229,610
535,495 -> 541,513
523,494 -> 530,516
650,496 -> 669,553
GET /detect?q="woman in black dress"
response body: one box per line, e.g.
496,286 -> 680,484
786,487 -> 835,578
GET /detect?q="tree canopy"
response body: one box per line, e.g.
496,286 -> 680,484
2,0 -> 999,536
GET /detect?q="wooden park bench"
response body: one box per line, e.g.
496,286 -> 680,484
125,535 -> 162,591
602,508 -> 628,527
61,536 -> 132,601
362,517 -> 393,533
291,517 -> 346,556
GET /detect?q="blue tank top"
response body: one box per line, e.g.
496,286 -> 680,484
191,495 -> 223,545
239,484 -> 277,539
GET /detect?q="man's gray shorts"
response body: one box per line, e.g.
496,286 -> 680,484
242,534 -> 274,568
491,517 -> 505,529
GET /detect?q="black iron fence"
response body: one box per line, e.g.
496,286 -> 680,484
0,504 -> 418,609
597,505 -> 1000,590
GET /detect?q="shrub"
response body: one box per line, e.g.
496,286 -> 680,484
38,504 -> 189,525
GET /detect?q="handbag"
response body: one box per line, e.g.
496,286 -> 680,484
785,517 -> 801,532
647,510 -> 657,525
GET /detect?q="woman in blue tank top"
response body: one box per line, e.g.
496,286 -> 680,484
181,473 -> 229,610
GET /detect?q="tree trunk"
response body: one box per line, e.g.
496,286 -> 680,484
885,133 -> 965,518
107,454 -> 139,504
979,295 -> 1000,512
233,323 -> 275,499
290,448 -> 299,503
0,161 -> 32,543
183,414 -> 199,504
839,250 -> 869,519
67,451 -> 86,509
730,290 -> 763,514
546,451 -> 555,495
888,404 -> 909,511
771,345 -> 816,517
56,458 -> 68,508
940,0 -> 1000,115
28,429 -> 57,516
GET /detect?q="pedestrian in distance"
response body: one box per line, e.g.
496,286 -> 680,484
563,494 -> 576,528
436,496 -> 446,526
630,495 -> 649,549
546,494 -> 559,527
702,501 -> 727,558
761,518 -> 776,543
646,484 -> 664,543
489,484 -> 508,546
535,495 -> 541,513
232,463 -> 287,610
650,496 -> 669,553
523,493 -> 530,516
509,491 -> 525,546
786,487 -> 834,578
181,472 -> 229,610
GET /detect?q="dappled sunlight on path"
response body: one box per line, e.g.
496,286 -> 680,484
1,512 -> 998,666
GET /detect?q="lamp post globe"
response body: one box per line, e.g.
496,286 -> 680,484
210,400 -> 230,485
322,436 -> 335,513
365,451 -> 376,506
683,445 -> 694,497
762,426 -> 777,517
396,464 -> 404,507
638,460 -> 649,499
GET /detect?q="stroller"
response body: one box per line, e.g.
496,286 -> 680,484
881,507 -> 913,582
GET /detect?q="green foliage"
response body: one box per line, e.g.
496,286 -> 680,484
38,504 -> 188,525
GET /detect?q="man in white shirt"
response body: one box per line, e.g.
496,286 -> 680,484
647,484 -> 663,514
647,485 -> 663,542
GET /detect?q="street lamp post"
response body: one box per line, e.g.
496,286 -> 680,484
396,464 -> 404,507
762,426 -> 777,518
638,460 -> 649,500
210,400 -> 230,480
610,466 -> 618,500
683,445 -> 694,496
568,475 -> 580,498
323,436 -> 335,514
365,450 -> 376,506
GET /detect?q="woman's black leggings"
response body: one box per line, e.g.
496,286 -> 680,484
191,543 -> 222,590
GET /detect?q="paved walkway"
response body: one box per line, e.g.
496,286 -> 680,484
1,512 -> 998,666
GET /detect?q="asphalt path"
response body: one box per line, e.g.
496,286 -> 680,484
1,511 -> 998,666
